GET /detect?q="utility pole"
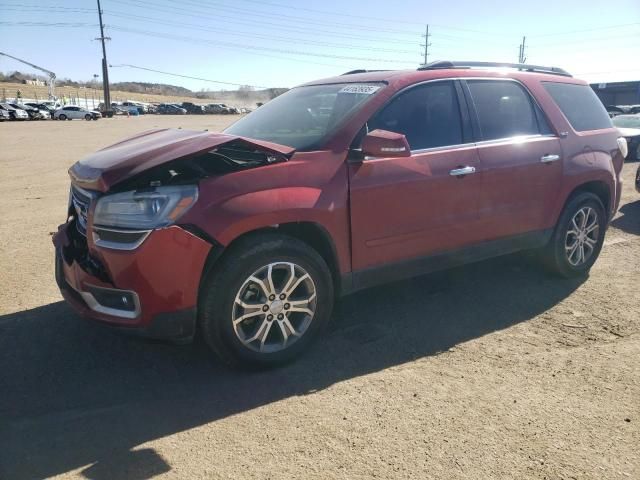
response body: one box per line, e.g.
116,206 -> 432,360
518,36 -> 527,63
421,25 -> 431,65
96,0 -> 111,116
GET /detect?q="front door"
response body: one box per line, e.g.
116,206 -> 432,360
348,80 -> 483,272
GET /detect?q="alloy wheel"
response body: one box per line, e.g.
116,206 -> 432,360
565,206 -> 599,266
232,262 -> 317,353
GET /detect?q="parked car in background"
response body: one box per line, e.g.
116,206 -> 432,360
214,103 -> 239,114
0,108 -> 9,121
25,102 -> 56,117
54,106 -> 102,121
110,106 -> 128,115
121,101 -> 145,115
54,62 -> 625,368
157,103 -> 187,114
612,114 -> 640,161
40,100 -> 60,110
9,103 -> 43,120
1,103 -> 29,120
181,102 -> 205,114
204,103 -> 232,114
35,108 -> 51,120
606,105 -> 625,117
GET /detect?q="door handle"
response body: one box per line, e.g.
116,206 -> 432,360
540,154 -> 560,163
449,166 -> 476,177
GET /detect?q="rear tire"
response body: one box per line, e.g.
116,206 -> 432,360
541,192 -> 606,277
199,233 -> 334,369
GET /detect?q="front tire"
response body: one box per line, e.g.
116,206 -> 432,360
542,192 -> 606,277
58,114 -> 67,121
199,233 -> 334,369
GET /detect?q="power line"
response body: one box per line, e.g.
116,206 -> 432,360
528,41 -> 640,55
105,25 -> 418,65
0,21 -> 366,69
102,11 -> 417,54
226,0 -> 427,26
529,33 -> 640,48
0,3 -> 95,12
0,6 -> 95,14
186,0 -> 520,37
106,0 -> 418,45
0,21 -> 97,27
529,22 -> 640,38
110,64 -> 272,89
142,0 -> 421,36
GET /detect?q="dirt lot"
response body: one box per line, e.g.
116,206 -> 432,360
0,116 -> 638,480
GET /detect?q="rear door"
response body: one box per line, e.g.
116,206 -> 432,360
463,79 -> 563,240
348,80 -> 483,271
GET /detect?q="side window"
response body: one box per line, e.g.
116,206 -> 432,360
543,82 -> 612,132
369,81 -> 463,150
467,80 -> 540,141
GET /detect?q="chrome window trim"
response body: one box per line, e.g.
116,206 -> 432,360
410,141 -> 477,155
92,226 -> 152,251
473,133 -> 558,147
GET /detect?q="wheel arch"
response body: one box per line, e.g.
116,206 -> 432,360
197,221 -> 344,305
564,180 -> 612,220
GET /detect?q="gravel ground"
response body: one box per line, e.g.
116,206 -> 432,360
0,116 -> 638,480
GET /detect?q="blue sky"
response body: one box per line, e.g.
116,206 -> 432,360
1,0 -> 639,90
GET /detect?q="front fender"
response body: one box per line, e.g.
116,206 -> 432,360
180,151 -> 351,273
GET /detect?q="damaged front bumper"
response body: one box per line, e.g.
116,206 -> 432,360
53,221 -> 212,341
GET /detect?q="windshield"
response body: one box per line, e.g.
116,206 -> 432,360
224,82 -> 384,150
613,115 -> 640,129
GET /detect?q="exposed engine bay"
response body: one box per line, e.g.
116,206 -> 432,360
111,140 -> 290,192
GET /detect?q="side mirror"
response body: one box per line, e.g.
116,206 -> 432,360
360,129 -> 411,158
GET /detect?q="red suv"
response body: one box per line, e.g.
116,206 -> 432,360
54,61 -> 625,368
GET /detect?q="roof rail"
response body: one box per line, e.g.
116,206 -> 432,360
418,61 -> 572,77
341,69 -> 390,75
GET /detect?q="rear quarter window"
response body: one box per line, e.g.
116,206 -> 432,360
543,82 -> 612,132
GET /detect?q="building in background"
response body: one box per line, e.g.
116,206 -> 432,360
591,80 -> 640,107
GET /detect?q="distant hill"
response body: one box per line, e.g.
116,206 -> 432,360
0,70 -> 288,106
110,81 -> 194,96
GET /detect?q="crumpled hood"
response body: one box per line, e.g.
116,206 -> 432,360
69,128 -> 295,192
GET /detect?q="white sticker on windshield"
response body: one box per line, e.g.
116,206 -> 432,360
339,85 -> 381,95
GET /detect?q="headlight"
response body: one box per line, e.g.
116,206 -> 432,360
94,185 -> 198,229
617,137 -> 628,158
